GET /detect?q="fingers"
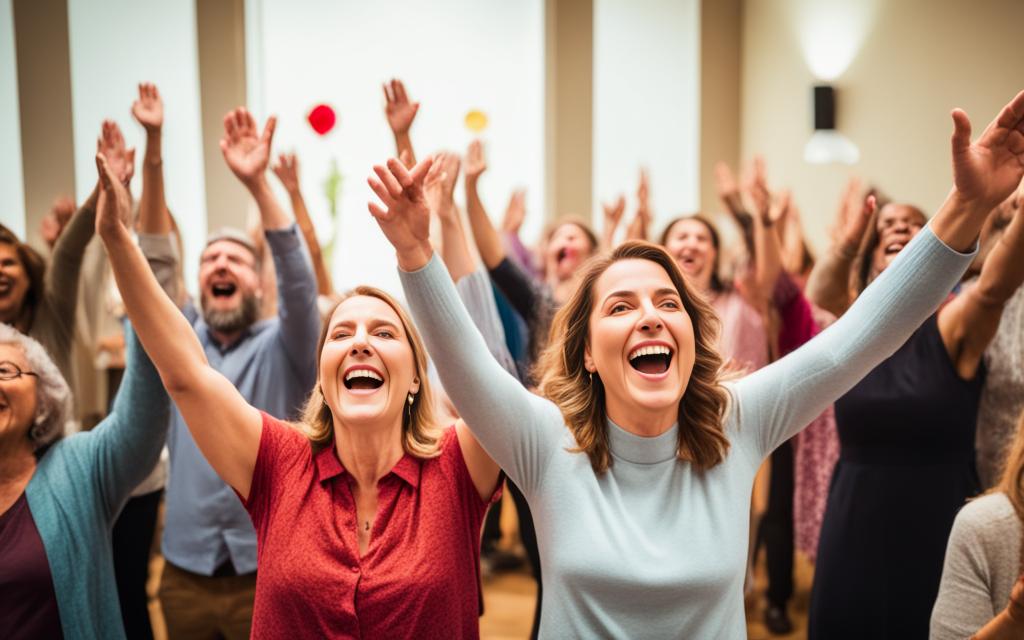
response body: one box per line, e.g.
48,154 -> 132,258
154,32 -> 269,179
865,194 -> 877,216
394,79 -> 408,104
224,111 -> 238,140
383,82 -> 393,104
994,89 -> 1024,133
408,155 -> 434,185
951,108 -> 972,155
374,164 -> 404,198
367,176 -> 394,205
262,115 -> 277,147
368,201 -> 389,221
95,153 -> 113,190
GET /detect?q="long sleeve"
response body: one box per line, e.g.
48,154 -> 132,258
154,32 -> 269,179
488,257 -> 547,329
266,225 -> 319,385
730,224 -> 975,461
455,267 -> 519,378
90,324 -> 170,520
401,254 -> 564,495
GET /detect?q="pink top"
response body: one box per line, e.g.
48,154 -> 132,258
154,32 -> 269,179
711,290 -> 770,373
242,413 -> 498,639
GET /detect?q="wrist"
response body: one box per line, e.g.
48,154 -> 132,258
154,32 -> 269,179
243,173 -> 271,195
395,241 -> 433,272
949,187 -> 998,220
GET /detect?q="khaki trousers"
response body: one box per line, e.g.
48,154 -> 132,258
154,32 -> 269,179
158,562 -> 256,640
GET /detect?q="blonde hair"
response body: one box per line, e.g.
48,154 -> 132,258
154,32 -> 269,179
536,241 -> 730,473
297,286 -> 442,458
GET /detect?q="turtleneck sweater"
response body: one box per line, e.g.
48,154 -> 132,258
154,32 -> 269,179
400,224 -> 973,638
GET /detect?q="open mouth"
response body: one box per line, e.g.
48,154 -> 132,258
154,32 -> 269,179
343,367 -> 384,391
0,279 -> 11,296
628,344 -> 673,375
211,282 -> 237,298
884,242 -> 904,256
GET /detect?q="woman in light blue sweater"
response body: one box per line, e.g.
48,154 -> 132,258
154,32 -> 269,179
0,159 -> 169,639
369,92 -> 1024,637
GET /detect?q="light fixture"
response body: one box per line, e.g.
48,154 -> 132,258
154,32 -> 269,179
804,85 -> 859,165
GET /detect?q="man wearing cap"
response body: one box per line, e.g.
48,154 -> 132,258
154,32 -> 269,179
141,107 -> 318,639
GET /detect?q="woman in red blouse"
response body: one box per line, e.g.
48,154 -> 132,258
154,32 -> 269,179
94,124 -> 502,638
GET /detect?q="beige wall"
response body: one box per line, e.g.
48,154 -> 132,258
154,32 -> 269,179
739,0 -> 1024,253
699,0 -> 742,217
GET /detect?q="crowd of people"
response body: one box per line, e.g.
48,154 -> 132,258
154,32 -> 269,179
1,77 -> 1024,640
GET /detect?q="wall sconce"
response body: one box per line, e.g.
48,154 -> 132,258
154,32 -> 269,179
804,85 -> 859,165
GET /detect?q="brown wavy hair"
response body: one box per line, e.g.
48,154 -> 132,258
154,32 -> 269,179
297,286 -> 442,458
659,214 -> 726,293
0,224 -> 46,332
991,408 -> 1024,571
535,241 -> 730,473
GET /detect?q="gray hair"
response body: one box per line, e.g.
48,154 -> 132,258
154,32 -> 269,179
0,324 -> 72,451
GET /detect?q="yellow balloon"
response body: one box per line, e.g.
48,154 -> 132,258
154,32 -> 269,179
464,110 -> 488,132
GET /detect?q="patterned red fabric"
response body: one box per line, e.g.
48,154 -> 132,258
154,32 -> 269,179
242,412 -> 498,639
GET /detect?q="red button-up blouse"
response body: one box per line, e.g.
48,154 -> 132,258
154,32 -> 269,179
242,412 -> 498,638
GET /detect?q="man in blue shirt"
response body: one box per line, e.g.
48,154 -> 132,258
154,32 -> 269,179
144,109 -> 319,639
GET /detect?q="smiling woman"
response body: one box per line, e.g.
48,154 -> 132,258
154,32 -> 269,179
377,90 -> 1024,637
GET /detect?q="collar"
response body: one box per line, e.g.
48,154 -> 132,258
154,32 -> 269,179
314,442 -> 422,488
606,418 -> 679,465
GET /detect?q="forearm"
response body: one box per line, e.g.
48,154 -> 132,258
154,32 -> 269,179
804,243 -> 857,316
45,189 -> 98,319
267,226 -> 320,372
288,189 -> 334,295
754,216 -> 783,304
930,188 -> 993,253
465,177 -> 506,269
138,129 -> 173,235
394,131 -> 415,166
971,610 -> 1024,640
439,207 -> 476,283
101,226 -> 209,391
974,209 -> 1024,305
246,175 -> 291,230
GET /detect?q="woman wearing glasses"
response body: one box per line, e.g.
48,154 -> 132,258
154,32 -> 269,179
0,166 -> 169,639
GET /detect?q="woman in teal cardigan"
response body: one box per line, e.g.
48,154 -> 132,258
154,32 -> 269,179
0,277 -> 168,635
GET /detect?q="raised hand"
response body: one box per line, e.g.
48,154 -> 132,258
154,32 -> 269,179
383,79 -> 419,135
95,153 -> 133,239
96,120 -> 136,187
465,140 -> 487,181
368,156 -> 435,269
603,195 -> 626,228
745,156 -> 772,223
502,189 -> 527,234
636,168 -> 651,225
219,107 -> 277,188
131,82 -> 163,132
951,90 -> 1024,209
714,161 -> 742,210
424,151 -> 460,220
271,153 -> 300,193
840,192 -> 877,252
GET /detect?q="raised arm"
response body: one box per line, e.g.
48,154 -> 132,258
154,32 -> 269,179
272,152 -> 335,295
938,187 -> 1024,379
625,168 -> 651,241
424,151 -> 475,282
368,156 -> 561,495
746,156 -> 783,306
95,152 -> 262,499
220,107 -> 290,230
384,79 -> 418,166
600,194 -> 625,251
463,140 -> 506,269
132,82 -> 172,235
732,90 -> 1024,461
805,183 -> 877,316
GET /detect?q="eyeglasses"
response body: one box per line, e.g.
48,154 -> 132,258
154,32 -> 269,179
0,361 -> 39,381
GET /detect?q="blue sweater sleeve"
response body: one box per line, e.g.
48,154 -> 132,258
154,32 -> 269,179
266,225 -> 320,387
400,254 -> 564,496
729,223 -> 975,461
88,324 -> 170,520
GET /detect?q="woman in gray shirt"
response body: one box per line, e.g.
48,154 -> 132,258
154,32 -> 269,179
369,92 -> 1024,638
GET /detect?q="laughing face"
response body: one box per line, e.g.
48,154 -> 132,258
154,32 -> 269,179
0,243 -> 30,324
585,258 -> 696,431
319,295 -> 420,428
198,240 -> 262,335
662,218 -> 717,292
870,204 -> 926,276
545,223 -> 595,283
0,343 -> 37,446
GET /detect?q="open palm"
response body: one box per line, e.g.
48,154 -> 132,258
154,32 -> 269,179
384,79 -> 419,135
952,90 -> 1024,208
132,82 -> 163,131
368,157 -> 434,255
220,108 -> 276,184
96,120 -> 135,186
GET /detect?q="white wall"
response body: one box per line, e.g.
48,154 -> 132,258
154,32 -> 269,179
593,0 -> 701,238
248,0 -> 546,294
66,0 -> 207,287
0,0 -> 24,237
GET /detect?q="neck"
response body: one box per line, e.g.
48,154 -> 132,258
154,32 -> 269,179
333,415 -> 405,489
209,328 -> 244,348
605,403 -> 677,438
0,439 -> 37,515
0,307 -> 32,333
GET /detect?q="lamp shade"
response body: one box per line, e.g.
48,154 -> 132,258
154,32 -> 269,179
805,84 -> 859,165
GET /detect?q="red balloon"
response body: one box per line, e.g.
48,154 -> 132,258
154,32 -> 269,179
307,104 -> 336,135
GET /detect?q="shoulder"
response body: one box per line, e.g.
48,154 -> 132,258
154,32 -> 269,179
950,493 -> 1020,557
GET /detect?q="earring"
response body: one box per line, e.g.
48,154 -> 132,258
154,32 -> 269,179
406,392 -> 415,418
588,371 -> 593,384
